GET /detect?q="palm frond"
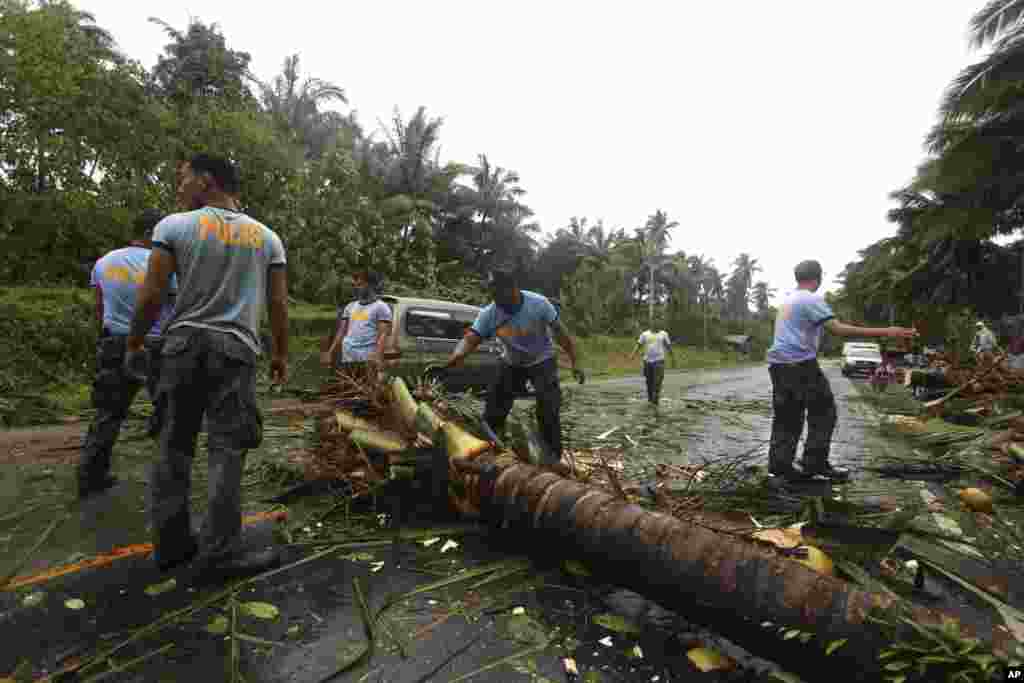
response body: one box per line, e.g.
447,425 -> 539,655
968,0 -> 1024,49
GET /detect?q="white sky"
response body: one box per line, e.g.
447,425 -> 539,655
78,1 -> 984,301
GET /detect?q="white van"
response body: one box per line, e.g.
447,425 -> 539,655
840,342 -> 882,377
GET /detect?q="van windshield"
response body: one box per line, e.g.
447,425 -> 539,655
405,308 -> 475,340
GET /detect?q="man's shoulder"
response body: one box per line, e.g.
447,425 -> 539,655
521,290 -> 550,304
153,211 -> 200,238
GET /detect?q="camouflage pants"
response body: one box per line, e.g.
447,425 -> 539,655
150,329 -> 263,568
768,360 -> 837,474
78,335 -> 163,488
484,358 -> 562,464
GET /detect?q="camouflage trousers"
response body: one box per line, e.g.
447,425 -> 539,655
78,334 -> 163,488
767,360 -> 837,474
150,329 -> 263,569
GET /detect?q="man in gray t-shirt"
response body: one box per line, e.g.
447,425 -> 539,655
323,270 -> 392,368
126,153 -> 289,579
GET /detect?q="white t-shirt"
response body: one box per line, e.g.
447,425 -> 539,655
638,330 -> 671,363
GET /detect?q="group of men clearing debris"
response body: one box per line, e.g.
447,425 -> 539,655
81,153 -> 918,583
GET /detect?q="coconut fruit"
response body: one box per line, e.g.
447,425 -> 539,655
794,545 -> 834,576
958,487 -> 993,514
686,647 -> 735,672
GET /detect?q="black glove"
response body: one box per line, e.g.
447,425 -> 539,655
123,347 -> 149,385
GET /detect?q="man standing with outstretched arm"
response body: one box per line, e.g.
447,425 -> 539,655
126,153 -> 289,578
633,327 -> 675,405
443,266 -> 585,465
78,209 -> 177,498
766,260 -> 917,485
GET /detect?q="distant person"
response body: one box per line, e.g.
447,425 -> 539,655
1008,323 -> 1024,371
870,353 -> 896,394
322,269 -> 392,374
125,153 -> 289,578
971,321 -> 998,356
78,209 -> 177,498
442,264 -> 584,464
766,260 -> 917,484
633,328 -> 675,404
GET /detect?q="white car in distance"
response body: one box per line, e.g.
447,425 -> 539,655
841,342 -> 882,377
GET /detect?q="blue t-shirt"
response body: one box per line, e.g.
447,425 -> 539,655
340,299 -> 393,361
152,207 -> 287,355
471,290 -> 558,367
766,289 -> 835,364
90,246 -> 177,336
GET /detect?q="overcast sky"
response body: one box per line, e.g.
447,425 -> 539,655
79,1 -> 984,303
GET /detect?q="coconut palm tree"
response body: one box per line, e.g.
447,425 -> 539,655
726,253 -> 761,320
633,210 -> 680,326
258,54 -> 348,160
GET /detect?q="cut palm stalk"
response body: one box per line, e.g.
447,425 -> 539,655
333,410 -> 378,434
350,428 -> 409,456
415,403 -> 443,435
442,420 -> 492,461
389,377 -> 418,431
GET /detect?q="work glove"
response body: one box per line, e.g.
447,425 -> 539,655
123,347 -> 149,385
572,367 -> 586,385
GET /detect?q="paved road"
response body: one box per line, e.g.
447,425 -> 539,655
0,363 -> 921,682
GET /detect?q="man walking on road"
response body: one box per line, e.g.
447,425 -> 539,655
322,269 -> 392,374
766,260 -> 917,484
78,209 -> 177,498
633,328 -> 674,404
971,321 -> 998,356
442,265 -> 584,465
126,153 -> 289,577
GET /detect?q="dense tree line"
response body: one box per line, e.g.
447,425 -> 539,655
0,0 -> 774,345
834,0 -> 1024,336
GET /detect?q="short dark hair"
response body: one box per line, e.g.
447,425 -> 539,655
353,269 -> 382,289
488,262 -> 519,288
188,153 -> 240,195
794,260 -> 823,283
134,208 -> 164,237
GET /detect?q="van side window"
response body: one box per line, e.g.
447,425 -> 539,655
406,309 -> 468,340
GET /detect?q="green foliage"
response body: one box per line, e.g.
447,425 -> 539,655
838,2 -> 1024,323
0,287 -> 97,426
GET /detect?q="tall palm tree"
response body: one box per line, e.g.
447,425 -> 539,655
727,253 -> 761,320
258,54 -> 348,160
752,281 -> 777,317
635,210 -> 680,326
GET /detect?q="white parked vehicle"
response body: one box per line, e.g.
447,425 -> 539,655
841,342 -> 882,377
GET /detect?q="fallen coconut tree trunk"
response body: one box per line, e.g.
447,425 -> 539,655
452,460 -> 1014,682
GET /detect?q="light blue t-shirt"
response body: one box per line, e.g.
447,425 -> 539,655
152,207 -> 287,355
471,290 -> 558,367
340,299 -> 393,361
766,289 -> 835,365
90,246 -> 177,336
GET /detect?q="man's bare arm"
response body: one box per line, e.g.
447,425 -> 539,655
825,319 -> 918,339
128,248 -> 176,349
445,330 -> 483,368
95,286 -> 104,334
551,320 -> 579,368
267,267 -> 289,360
374,320 -> 392,358
328,320 -> 348,355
